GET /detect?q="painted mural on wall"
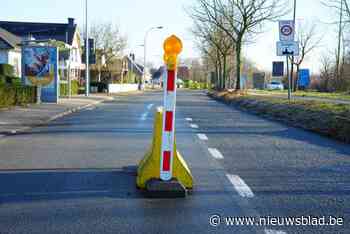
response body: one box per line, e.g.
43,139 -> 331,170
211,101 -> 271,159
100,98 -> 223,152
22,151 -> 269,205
22,46 -> 59,103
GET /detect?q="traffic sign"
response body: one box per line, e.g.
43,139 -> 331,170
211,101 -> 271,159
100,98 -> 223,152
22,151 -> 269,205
298,69 -> 310,88
272,61 -> 284,77
277,41 -> 299,56
279,20 -> 295,41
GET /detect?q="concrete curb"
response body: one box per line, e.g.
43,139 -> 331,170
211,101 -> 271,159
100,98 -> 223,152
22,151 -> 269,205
47,99 -> 106,122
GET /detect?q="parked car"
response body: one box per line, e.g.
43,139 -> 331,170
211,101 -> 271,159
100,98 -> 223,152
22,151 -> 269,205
266,81 -> 284,90
177,79 -> 184,88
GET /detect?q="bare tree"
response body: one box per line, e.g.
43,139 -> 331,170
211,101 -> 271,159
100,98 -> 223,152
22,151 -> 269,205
319,53 -> 334,91
189,0 -> 286,90
194,40 -> 222,88
89,22 -> 127,76
191,18 -> 233,89
290,23 -> 322,91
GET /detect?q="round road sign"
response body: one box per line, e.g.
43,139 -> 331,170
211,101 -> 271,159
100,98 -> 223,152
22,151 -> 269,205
281,25 -> 293,36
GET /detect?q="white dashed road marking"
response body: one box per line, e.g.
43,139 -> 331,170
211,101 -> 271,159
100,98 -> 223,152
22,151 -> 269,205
190,124 -> 199,129
265,229 -> 287,234
147,104 -> 154,110
141,112 -> 148,121
197,133 -> 208,140
185,118 -> 193,122
226,174 -> 254,198
208,148 -> 224,159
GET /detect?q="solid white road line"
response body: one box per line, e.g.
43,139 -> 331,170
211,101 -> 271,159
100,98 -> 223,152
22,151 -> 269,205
197,133 -> 208,140
265,229 -> 287,234
208,148 -> 224,159
185,118 -> 193,122
190,124 -> 199,129
147,104 -> 154,110
226,174 -> 254,198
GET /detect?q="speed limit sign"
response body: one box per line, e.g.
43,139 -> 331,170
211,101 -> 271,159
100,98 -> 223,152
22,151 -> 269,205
279,20 -> 295,41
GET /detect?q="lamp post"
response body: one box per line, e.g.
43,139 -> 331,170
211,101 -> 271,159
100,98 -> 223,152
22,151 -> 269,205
290,0 -> 296,93
85,0 -> 90,96
141,26 -> 163,90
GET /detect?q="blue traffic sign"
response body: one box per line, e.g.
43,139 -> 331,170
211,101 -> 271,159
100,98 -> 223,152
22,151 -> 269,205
272,61 -> 284,77
298,69 -> 310,88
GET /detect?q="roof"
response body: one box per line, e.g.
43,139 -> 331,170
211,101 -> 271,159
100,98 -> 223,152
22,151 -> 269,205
126,56 -> 143,76
0,19 -> 77,45
0,27 -> 21,49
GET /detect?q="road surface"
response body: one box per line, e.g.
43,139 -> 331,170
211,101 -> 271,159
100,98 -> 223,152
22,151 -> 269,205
0,90 -> 349,234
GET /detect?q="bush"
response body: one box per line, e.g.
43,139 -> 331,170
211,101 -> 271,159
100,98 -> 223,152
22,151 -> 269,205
6,76 -> 21,85
60,80 -> 80,96
0,64 -> 14,77
0,84 -> 36,107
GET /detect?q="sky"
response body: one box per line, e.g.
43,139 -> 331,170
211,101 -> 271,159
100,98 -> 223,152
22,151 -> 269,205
0,0 -> 340,74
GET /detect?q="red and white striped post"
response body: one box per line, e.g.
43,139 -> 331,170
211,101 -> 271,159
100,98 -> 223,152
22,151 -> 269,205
160,35 -> 183,181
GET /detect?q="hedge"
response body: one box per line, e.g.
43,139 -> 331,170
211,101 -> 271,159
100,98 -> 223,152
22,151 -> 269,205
0,64 -> 14,77
60,80 -> 79,97
184,80 -> 208,90
0,84 -> 36,107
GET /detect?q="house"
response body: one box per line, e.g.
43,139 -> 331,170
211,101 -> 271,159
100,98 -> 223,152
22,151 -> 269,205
177,66 -> 190,81
0,18 -> 82,80
151,66 -> 166,86
0,27 -> 22,76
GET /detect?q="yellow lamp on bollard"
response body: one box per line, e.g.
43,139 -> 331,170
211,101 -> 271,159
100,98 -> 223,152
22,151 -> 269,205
163,35 -> 183,70
163,35 -> 183,56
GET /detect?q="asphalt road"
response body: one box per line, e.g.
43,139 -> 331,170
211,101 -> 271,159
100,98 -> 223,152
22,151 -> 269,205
179,90 -> 350,234
0,90 -> 349,234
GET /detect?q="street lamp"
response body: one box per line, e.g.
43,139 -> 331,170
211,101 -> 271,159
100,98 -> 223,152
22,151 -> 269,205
141,26 -> 163,90
85,0 -> 90,96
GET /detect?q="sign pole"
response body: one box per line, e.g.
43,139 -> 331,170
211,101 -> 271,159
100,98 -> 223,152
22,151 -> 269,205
37,85 -> 41,104
286,56 -> 291,100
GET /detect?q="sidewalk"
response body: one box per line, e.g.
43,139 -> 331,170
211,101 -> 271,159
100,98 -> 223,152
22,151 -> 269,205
0,94 -> 114,136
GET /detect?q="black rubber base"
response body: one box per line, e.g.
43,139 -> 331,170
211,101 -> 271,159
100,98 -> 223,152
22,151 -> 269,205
144,179 -> 187,198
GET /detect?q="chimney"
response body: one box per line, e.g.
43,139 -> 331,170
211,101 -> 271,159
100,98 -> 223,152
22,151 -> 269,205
68,18 -> 75,27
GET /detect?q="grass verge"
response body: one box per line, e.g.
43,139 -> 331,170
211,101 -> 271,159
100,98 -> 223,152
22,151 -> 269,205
250,89 -> 350,101
208,90 -> 350,143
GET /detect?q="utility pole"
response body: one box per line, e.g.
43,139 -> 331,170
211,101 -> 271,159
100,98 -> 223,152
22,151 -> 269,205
85,0 -> 90,96
290,0 -> 296,92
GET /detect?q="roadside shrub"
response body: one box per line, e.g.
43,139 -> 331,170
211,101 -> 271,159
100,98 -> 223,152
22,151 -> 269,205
0,85 -> 36,107
188,81 -> 207,90
60,80 -> 80,96
0,64 -> 14,77
6,77 -> 21,85
0,75 -> 5,85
